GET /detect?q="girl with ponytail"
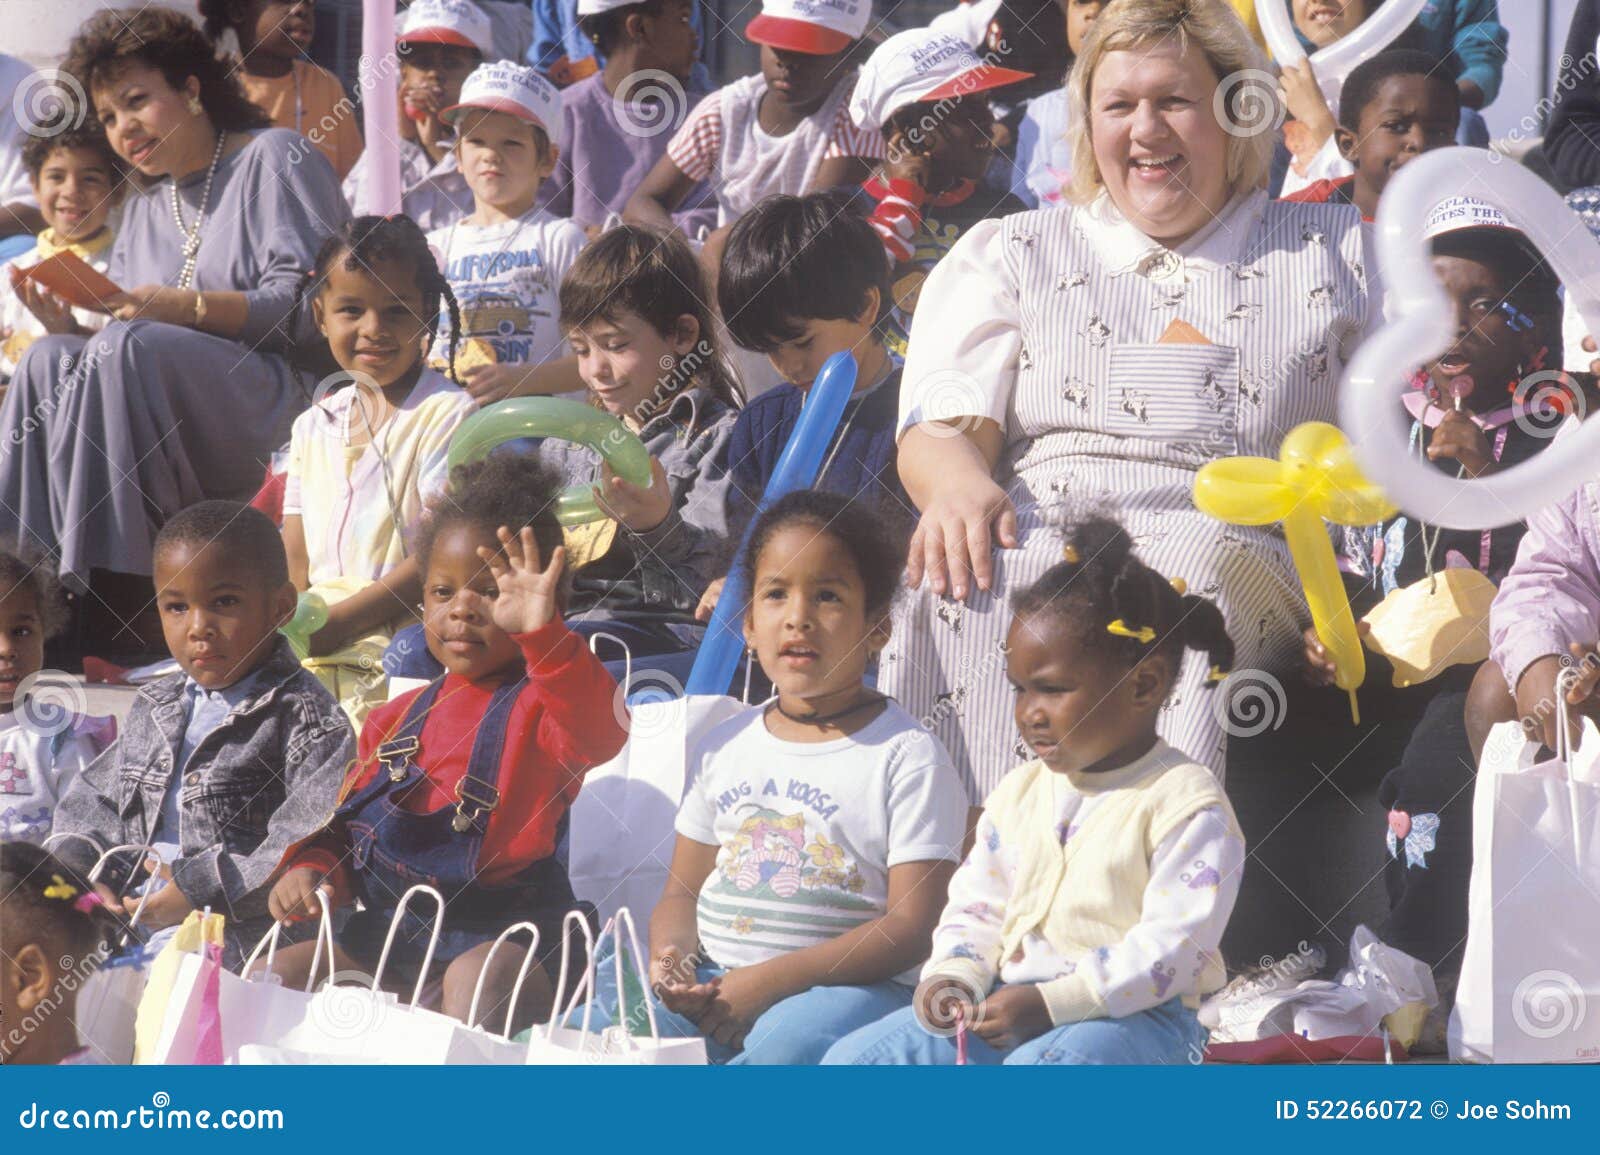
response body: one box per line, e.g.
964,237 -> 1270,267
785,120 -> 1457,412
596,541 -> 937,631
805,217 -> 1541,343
281,215 -> 476,724
826,515 -> 1246,1067
0,841 -> 123,1064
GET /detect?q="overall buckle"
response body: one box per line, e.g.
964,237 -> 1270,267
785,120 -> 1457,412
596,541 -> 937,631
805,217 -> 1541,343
452,776 -> 501,833
376,736 -> 420,783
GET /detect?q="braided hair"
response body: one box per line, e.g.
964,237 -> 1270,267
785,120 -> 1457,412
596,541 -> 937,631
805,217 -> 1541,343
0,841 -> 122,972
1012,517 -> 1235,691
290,214 -> 462,395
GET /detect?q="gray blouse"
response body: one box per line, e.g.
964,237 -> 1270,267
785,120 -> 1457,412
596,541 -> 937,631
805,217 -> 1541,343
106,127 -> 350,352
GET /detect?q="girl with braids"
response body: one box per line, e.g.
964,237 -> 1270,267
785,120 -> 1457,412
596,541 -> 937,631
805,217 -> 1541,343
0,841 -> 123,1064
827,516 -> 1245,1066
262,455 -> 627,1031
281,215 -> 474,725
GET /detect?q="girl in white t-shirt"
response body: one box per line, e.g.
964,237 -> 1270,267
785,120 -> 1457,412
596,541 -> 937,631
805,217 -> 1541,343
582,490 -> 971,1064
0,552 -> 116,845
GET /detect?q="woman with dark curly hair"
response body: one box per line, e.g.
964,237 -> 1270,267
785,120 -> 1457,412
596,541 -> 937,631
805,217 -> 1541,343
0,6 -> 349,652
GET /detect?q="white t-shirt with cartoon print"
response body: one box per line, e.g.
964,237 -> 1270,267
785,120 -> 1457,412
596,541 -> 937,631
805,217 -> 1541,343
0,710 -> 117,846
675,700 -> 970,981
426,207 -> 587,372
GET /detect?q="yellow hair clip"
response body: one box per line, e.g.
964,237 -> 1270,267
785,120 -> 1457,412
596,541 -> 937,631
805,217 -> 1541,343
42,874 -> 78,902
1063,544 -> 1080,564
1205,665 -> 1229,684
1106,619 -> 1156,644
1169,577 -> 1187,595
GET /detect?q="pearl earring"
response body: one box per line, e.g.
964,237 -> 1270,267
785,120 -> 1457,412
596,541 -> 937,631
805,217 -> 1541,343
186,95 -> 203,116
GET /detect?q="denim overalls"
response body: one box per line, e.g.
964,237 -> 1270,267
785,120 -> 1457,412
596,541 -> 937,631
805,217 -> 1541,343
335,675 -> 580,983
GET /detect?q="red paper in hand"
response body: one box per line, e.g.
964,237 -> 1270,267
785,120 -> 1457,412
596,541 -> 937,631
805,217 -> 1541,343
13,251 -> 123,312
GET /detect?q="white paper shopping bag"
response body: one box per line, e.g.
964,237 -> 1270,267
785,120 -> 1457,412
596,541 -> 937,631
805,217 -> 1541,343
568,693 -> 747,924
525,908 -> 707,1065
1452,699 -> 1600,1063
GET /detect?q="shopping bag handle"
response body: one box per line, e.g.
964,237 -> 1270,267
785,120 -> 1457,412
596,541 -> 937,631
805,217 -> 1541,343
241,888 -> 336,994
465,921 -> 542,1038
544,909 -> 598,1039
550,907 -> 661,1048
88,842 -> 160,942
588,631 -> 632,698
42,830 -> 103,859
371,883 -> 446,1008
1556,667 -> 1586,865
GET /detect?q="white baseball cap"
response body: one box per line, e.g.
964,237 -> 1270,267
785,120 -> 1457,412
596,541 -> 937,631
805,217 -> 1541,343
850,28 -> 1032,128
745,0 -> 872,55
398,0 -> 497,60
442,61 -> 563,142
1422,195 -> 1513,241
576,0 -> 640,14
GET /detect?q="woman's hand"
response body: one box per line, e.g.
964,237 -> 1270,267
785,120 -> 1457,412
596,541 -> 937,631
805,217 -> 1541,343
1277,61 -> 1337,158
107,285 -> 195,327
477,525 -> 565,636
968,983 -> 1053,1050
460,362 -> 526,406
14,276 -> 80,333
1426,409 -> 1497,476
268,868 -> 328,924
907,473 -> 1018,600
594,457 -> 671,533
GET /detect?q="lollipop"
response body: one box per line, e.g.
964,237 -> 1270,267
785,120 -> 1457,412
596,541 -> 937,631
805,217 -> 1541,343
1447,374 -> 1474,412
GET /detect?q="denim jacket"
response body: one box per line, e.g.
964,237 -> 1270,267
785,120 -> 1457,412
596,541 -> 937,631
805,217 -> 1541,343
52,638 -> 355,952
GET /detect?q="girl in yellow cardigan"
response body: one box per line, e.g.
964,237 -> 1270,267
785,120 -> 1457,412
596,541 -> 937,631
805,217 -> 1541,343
825,517 -> 1245,1065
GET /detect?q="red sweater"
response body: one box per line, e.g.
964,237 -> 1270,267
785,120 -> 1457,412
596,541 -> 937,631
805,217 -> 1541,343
289,621 -> 626,899
1282,175 -> 1370,221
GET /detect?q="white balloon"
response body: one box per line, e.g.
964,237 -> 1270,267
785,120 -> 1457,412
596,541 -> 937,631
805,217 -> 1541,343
1339,147 -> 1600,531
1258,0 -> 1429,101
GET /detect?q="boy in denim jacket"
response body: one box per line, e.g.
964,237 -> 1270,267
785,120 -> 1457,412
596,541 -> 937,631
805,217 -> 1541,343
52,502 -> 354,965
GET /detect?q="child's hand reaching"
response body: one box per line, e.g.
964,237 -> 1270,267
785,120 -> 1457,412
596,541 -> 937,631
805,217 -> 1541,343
1277,61 -> 1337,155
968,983 -> 1052,1050
460,363 -> 526,407
1426,409 -> 1497,476
1515,644 -> 1600,752
594,457 -> 671,533
269,867 -> 330,923
884,130 -> 938,194
118,861 -> 194,931
477,525 -> 566,637
694,576 -> 725,623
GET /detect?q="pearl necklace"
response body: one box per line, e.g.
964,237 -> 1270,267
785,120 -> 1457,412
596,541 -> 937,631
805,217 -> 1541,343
168,130 -> 227,290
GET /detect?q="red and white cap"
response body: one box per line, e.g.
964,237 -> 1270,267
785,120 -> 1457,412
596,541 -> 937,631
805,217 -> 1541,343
442,61 -> 563,142
850,27 -> 1032,127
398,0 -> 497,60
1422,195 -> 1512,241
745,0 -> 872,55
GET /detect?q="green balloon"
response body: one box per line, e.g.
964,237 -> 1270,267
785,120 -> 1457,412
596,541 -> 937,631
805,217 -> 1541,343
281,592 -> 329,661
446,398 -> 653,526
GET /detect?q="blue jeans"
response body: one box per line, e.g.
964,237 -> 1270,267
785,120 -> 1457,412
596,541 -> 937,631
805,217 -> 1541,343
581,939 -> 913,1065
823,995 -> 1207,1065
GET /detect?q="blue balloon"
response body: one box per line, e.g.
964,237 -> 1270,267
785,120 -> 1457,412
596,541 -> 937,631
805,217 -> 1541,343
685,351 -> 859,695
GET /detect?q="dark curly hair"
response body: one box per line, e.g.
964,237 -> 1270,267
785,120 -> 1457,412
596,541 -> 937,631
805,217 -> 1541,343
62,7 -> 273,135
737,490 -> 910,623
21,122 -> 125,183
1012,517 -> 1235,687
292,214 -> 462,389
0,549 -> 70,639
0,841 -> 123,981
415,454 -> 567,578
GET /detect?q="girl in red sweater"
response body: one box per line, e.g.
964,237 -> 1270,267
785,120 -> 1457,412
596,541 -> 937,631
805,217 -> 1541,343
259,455 -> 627,1030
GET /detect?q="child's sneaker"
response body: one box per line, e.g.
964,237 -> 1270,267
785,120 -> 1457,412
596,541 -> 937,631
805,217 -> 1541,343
1200,943 -> 1327,1031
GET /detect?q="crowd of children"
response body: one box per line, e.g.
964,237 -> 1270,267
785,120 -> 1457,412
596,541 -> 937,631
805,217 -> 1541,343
6,0 -> 1600,1068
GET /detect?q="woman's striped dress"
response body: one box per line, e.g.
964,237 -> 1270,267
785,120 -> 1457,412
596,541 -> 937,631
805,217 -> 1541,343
880,190 -> 1378,799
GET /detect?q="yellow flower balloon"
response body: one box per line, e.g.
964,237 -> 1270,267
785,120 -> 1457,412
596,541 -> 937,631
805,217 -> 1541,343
1193,422 -> 1396,724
